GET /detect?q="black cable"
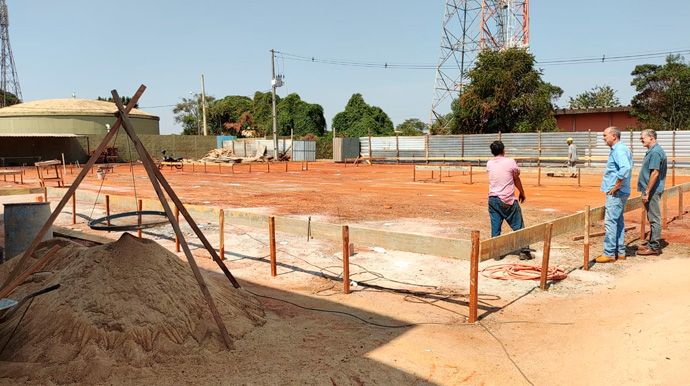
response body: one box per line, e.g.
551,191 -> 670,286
479,320 -> 534,386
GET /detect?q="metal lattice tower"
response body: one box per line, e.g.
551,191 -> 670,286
430,0 -> 529,128
0,0 -> 21,107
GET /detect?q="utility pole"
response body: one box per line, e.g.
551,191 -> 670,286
201,74 -> 208,136
271,49 -> 279,159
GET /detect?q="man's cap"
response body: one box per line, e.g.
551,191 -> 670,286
567,137 -> 573,142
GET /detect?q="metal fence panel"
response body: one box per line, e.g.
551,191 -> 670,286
293,140 -> 316,161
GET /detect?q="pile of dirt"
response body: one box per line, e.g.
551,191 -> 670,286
0,234 -> 265,370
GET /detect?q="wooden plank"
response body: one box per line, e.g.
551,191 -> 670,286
112,90 -> 235,350
0,86 -> 146,291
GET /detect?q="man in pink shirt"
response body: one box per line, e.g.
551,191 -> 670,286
486,141 -> 532,259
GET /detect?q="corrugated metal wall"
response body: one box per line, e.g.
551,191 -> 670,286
357,131 -> 690,167
223,139 -> 290,157
333,137 -> 360,162
292,140 -> 316,161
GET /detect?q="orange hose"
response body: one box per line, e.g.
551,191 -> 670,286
481,263 -> 567,281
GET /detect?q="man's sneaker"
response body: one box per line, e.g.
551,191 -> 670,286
519,250 -> 534,260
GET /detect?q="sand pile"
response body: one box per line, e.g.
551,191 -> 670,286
0,234 -> 265,367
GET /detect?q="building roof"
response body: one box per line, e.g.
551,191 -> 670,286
0,99 -> 158,119
553,105 -> 632,116
0,133 -> 86,138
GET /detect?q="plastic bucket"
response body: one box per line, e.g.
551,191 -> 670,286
3,202 -> 53,262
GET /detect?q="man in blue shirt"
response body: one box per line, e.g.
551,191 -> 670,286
596,126 -> 633,263
636,129 -> 667,256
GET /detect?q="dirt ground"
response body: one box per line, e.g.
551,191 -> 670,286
1,161 -> 690,385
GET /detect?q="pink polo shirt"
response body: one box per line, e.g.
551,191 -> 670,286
486,156 -> 519,205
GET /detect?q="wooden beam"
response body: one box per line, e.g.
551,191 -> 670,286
112,89 -> 235,350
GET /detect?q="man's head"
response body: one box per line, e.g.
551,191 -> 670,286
567,138 -> 573,144
640,129 -> 657,149
603,126 -> 621,148
490,140 -> 505,156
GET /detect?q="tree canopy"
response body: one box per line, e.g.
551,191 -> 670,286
209,95 -> 253,136
276,93 -> 326,137
1,90 -> 21,107
395,118 -> 426,136
631,54 -> 690,130
173,93 -> 217,135
568,85 -> 620,109
450,48 -> 563,134
332,94 -> 394,137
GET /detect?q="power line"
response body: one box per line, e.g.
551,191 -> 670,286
275,47 -> 690,70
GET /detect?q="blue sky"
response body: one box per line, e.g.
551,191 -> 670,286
8,1 -> 690,134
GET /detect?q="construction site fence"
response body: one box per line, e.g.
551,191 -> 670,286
351,130 -> 690,167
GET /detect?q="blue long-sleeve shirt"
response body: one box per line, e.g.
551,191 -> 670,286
600,141 -> 633,194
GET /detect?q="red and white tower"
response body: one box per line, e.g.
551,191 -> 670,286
430,0 -> 529,128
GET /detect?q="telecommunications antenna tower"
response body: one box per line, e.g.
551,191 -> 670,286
0,0 -> 22,107
430,0 -> 529,128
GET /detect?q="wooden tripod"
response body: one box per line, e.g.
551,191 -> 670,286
0,85 -> 239,350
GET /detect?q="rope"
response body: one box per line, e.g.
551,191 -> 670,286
481,264 -> 567,281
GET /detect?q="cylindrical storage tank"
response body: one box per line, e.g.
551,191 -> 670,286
3,202 -> 53,262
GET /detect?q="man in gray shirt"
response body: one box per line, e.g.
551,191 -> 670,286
637,129 -> 667,256
567,138 -> 578,178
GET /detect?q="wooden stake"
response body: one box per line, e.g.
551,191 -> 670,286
679,187 -> 684,220
219,210 -> 225,259
269,216 -> 276,277
219,163 -> 221,174
640,206 -> 646,241
43,187 -> 47,203
584,206 -> 590,271
137,199 -> 143,238
105,195 -> 111,226
469,230 -> 479,323
662,192 -> 668,230
285,162 -> 288,172
469,164 -> 473,185
72,193 -> 76,225
343,225 -> 350,294
175,205 -> 180,252
413,165 -> 416,182
540,223 -> 553,290
249,164 -> 252,173
231,163 -> 235,174
577,168 -> 581,187
204,162 -> 207,173
537,166 -> 541,186
267,162 -> 270,173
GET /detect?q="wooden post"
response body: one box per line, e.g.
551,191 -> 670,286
538,131 -> 542,167
439,166 -> 442,183
269,216 -> 276,277
175,205 -> 180,252
285,162 -> 288,172
44,187 -> 48,202
587,129 -> 592,167
192,162 -> 195,172
267,162 -> 270,173
537,166 -> 541,187
640,206 -> 646,241
137,199 -> 143,238
672,160 -> 676,187
72,193 -> 76,225
662,192 -> 668,229
232,163 -> 235,174
540,223 -> 553,290
461,134 -> 464,158
583,206 -> 590,270
342,225 -> 350,294
469,230 -> 479,323
469,164 -> 473,185
413,165 -> 416,182
577,168 -> 581,187
679,186 -> 684,220
219,163 -> 221,174
219,210 -> 225,259
424,134 -> 429,164
396,133 -> 399,164
204,162 -> 207,173
105,195 -> 111,226
249,164 -> 252,174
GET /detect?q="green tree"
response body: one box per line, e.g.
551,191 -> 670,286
252,91 -> 276,137
277,93 -> 326,137
395,118 -> 426,136
1,90 -> 21,107
209,95 -> 253,136
568,85 -> 620,108
450,48 -> 563,134
96,95 -> 139,109
173,93 -> 216,135
332,94 -> 394,137
631,54 -> 690,130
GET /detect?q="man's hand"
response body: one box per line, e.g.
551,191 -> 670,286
518,192 -> 526,203
642,194 -> 649,204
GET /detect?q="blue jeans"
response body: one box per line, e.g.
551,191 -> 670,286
604,192 -> 629,256
488,196 -> 525,237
